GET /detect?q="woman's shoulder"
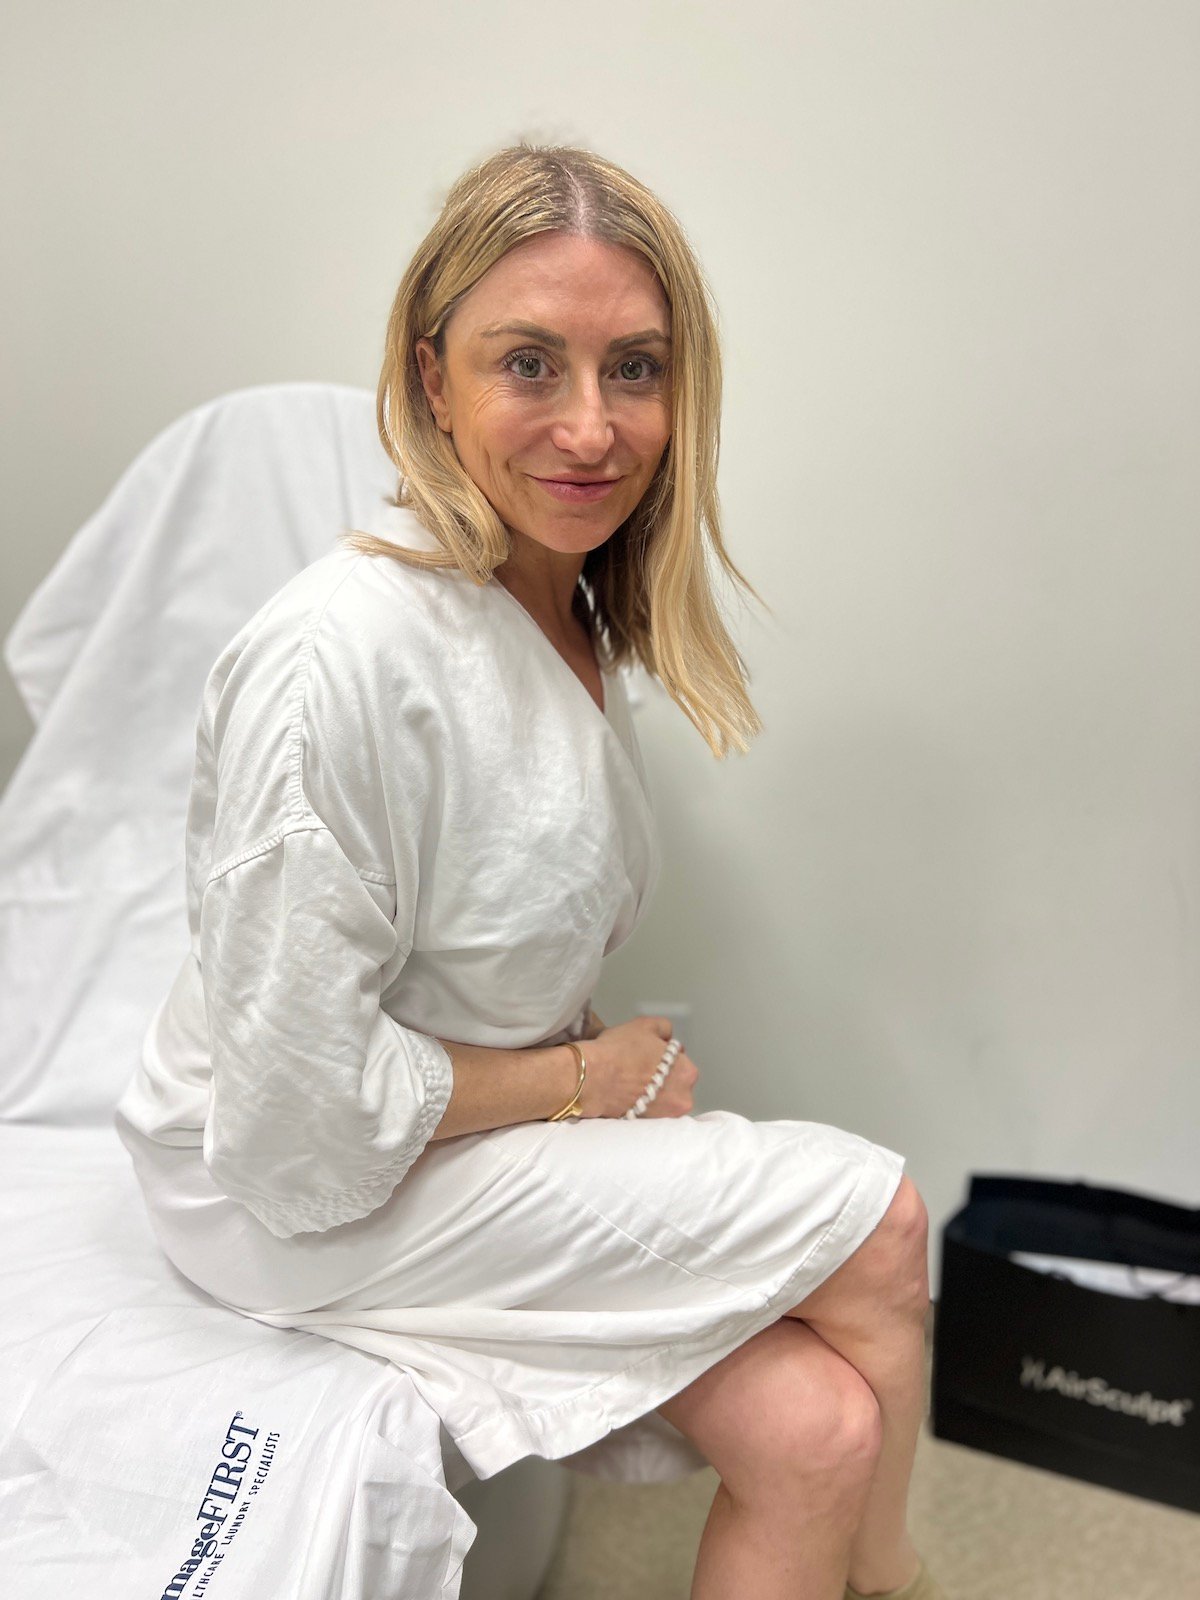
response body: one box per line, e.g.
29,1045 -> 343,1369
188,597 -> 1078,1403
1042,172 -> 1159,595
211,510 -> 469,693
196,521 -> 464,868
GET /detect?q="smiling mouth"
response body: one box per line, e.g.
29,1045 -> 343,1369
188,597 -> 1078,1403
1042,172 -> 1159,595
531,475 -> 624,501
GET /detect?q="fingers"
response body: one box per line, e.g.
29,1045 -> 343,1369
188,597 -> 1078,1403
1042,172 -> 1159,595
673,1046 -> 698,1083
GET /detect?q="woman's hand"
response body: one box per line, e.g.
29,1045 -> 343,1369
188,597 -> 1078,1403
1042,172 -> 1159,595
576,1014 -> 699,1119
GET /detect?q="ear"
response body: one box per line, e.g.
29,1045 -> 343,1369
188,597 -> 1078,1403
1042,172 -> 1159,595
414,338 -> 453,432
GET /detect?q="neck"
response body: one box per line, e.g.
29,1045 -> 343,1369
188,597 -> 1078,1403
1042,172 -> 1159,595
493,533 -> 587,645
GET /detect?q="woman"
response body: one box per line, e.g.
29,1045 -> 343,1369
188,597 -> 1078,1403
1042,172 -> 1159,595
114,141 -> 944,1600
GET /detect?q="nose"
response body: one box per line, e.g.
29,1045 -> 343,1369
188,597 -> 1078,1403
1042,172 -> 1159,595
549,373 -> 615,459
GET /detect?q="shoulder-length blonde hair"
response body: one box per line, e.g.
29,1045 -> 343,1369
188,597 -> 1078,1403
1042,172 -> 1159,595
338,140 -> 767,758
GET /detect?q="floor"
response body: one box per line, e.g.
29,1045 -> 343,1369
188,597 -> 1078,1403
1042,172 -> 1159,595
535,1306 -> 1200,1599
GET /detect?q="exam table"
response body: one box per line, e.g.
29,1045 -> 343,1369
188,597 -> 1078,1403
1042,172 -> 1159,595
0,381 -> 576,1599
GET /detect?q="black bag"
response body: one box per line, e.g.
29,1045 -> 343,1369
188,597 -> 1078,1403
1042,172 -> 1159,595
931,1174 -> 1200,1513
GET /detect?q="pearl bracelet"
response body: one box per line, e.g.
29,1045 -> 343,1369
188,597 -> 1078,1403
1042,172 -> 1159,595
547,1033 -> 682,1123
624,1035 -> 681,1119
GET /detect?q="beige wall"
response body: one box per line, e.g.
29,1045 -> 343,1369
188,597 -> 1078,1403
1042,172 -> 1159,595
4,2 -> 1198,1288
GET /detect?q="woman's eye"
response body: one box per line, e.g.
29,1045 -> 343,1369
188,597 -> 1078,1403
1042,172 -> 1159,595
503,349 -> 548,381
500,348 -> 664,385
616,356 -> 662,383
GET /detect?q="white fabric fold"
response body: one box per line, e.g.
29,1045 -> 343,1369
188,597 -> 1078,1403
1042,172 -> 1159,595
199,825 -> 454,1237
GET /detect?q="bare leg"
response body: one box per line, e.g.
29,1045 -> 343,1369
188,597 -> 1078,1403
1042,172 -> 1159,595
791,1306 -> 927,1593
688,1472 -> 877,1600
783,1175 -> 931,1594
657,1317 -> 886,1599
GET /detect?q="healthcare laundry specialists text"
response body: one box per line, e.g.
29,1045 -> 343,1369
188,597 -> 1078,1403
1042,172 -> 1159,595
159,1413 -> 280,1600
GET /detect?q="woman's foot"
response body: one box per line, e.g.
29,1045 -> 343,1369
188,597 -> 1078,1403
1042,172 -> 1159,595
845,1555 -> 947,1599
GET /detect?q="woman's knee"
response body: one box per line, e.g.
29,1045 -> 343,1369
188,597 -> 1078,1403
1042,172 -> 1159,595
888,1174 -> 932,1313
786,1173 -> 931,1327
655,1319 -> 883,1502
894,1173 -> 930,1239
789,1348 -> 884,1474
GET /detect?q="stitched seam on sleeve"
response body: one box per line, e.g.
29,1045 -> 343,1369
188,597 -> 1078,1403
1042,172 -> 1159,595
205,818 -> 325,886
358,865 -> 395,886
204,817 -> 398,889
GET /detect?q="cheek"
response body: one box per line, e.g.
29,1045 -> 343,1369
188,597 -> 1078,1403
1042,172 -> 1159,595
631,406 -> 672,465
467,391 -> 537,460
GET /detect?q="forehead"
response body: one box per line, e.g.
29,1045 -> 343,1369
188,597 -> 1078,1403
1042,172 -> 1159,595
456,233 -> 671,334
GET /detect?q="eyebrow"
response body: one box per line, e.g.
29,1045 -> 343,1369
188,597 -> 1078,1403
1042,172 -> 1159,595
479,322 -> 671,352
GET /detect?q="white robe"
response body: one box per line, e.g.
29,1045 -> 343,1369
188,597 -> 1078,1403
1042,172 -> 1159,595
114,504 -> 907,1486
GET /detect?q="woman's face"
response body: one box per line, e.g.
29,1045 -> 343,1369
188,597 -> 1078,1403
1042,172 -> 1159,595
415,232 -> 673,559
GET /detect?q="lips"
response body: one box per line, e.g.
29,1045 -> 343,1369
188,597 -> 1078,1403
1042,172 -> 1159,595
533,475 -> 622,503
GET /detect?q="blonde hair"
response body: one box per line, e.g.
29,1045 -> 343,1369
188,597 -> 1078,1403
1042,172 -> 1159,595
338,139 -> 768,758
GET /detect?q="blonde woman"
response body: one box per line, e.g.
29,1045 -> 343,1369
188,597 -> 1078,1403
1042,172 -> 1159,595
114,141 -> 942,1600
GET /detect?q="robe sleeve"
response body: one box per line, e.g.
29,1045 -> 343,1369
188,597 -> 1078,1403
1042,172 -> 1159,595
196,584 -> 454,1239
199,823 -> 454,1238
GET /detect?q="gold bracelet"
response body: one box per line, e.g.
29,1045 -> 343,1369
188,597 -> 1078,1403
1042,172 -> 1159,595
547,1041 -> 586,1122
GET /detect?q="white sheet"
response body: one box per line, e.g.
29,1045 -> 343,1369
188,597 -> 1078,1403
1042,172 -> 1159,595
0,1122 -> 476,1598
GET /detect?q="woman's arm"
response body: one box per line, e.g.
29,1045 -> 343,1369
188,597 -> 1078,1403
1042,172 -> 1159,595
426,1004 -> 608,1141
427,1039 -> 579,1140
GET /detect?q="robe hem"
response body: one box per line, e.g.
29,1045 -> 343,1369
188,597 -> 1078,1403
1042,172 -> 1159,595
444,1139 -> 907,1483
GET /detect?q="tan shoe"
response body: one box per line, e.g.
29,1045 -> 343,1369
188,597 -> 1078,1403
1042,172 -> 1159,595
844,1555 -> 947,1600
